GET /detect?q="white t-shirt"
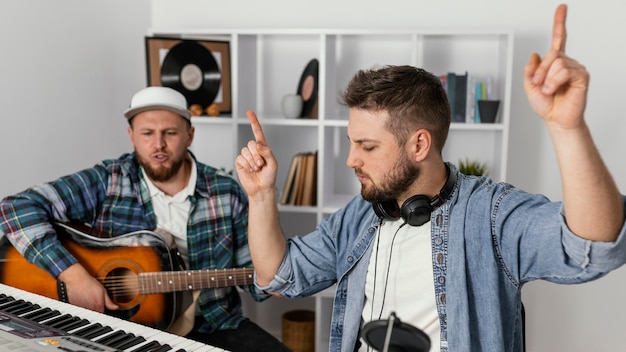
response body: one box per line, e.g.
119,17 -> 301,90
141,158 -> 197,265
360,218 -> 441,352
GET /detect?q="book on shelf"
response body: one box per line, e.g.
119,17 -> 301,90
280,151 -> 317,206
465,74 -> 476,123
441,72 -> 495,124
445,72 -> 457,122
280,153 -> 303,205
292,153 -> 308,205
452,71 -> 467,123
300,151 -> 317,206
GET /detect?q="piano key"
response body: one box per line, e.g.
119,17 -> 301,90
81,325 -> 113,340
109,334 -> 146,350
14,304 -> 46,317
10,302 -> 39,315
0,295 -> 14,305
21,307 -> 55,322
129,340 -> 163,352
72,322 -> 106,338
114,335 -> 146,350
58,317 -> 91,332
0,299 -> 30,313
95,329 -> 133,346
47,315 -> 88,331
20,306 -> 52,320
37,299 -> 206,352
0,283 -> 225,352
26,308 -> 60,322
42,313 -> 76,328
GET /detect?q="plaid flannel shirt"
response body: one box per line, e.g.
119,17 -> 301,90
0,151 -> 268,333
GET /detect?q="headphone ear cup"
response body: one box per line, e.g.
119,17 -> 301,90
400,195 -> 433,226
373,200 -> 401,221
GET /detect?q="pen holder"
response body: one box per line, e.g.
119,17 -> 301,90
477,100 -> 500,123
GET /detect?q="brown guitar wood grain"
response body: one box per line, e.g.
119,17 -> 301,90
0,226 -> 255,332
1,238 -> 168,329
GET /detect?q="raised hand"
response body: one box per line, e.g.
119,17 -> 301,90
235,111 -> 279,199
523,3 -> 589,129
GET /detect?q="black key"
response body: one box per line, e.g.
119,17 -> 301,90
129,340 -> 162,352
11,302 -> 39,315
115,335 -> 146,350
82,325 -> 113,340
107,333 -> 141,349
61,318 -> 91,332
43,314 -> 75,329
150,345 -> 173,352
0,295 -> 15,306
21,307 -> 52,321
48,315 -> 85,331
30,309 -> 61,323
72,322 -> 103,337
0,299 -> 30,313
94,330 -> 131,346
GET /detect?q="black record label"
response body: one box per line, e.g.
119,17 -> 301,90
160,40 -> 221,108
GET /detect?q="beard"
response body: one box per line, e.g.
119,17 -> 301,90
137,152 -> 186,183
360,152 -> 418,204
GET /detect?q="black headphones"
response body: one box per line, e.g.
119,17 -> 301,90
372,162 -> 456,226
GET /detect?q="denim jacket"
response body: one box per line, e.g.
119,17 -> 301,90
260,164 -> 626,352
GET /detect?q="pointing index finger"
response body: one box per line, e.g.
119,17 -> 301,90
246,110 -> 268,146
551,4 -> 568,52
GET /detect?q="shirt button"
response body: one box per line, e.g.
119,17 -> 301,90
435,238 -> 443,245
368,227 -> 376,233
347,256 -> 354,263
438,276 -> 445,284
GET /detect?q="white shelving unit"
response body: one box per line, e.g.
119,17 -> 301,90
147,28 -> 514,352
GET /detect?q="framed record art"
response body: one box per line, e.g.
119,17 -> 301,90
145,37 -> 231,115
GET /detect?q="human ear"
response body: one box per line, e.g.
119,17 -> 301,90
411,129 -> 431,162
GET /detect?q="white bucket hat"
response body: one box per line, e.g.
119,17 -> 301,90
124,86 -> 191,120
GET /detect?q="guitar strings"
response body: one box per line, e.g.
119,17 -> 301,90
93,269 -> 255,295
1,256 -> 253,296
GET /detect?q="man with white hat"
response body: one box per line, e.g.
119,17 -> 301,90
0,86 -> 289,351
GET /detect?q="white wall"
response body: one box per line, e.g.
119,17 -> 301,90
1,0 -> 625,351
0,0 -> 150,195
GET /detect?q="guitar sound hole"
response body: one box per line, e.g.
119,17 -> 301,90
103,268 -> 139,304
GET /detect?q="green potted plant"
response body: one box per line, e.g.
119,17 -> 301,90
458,158 -> 489,176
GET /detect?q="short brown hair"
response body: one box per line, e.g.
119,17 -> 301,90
340,65 -> 451,153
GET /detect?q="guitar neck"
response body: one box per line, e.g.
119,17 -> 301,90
138,267 -> 255,294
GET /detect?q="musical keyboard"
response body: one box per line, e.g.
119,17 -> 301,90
0,283 -> 227,351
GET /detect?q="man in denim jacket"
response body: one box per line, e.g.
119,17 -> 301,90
236,4 -> 626,352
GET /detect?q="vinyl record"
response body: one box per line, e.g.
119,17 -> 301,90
296,58 -> 319,118
160,40 -> 221,108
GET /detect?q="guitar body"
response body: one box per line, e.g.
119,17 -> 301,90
0,223 -> 183,331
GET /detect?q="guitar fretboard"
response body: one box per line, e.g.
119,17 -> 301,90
138,267 -> 255,294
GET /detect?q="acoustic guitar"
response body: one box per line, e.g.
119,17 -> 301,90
0,222 -> 254,334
